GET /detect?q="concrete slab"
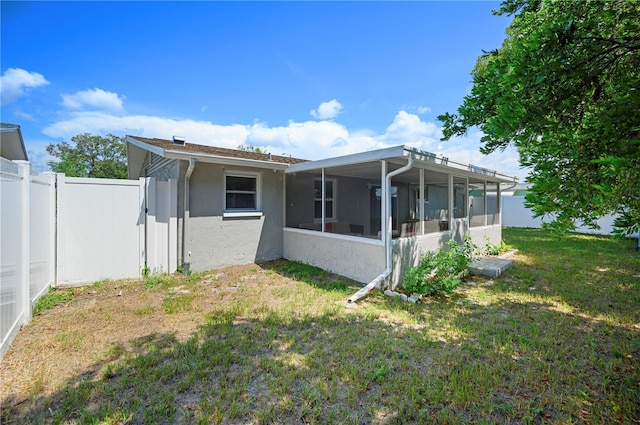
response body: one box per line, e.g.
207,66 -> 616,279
470,256 -> 514,278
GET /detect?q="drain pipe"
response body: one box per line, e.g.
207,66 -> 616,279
181,158 -> 196,275
348,156 -> 414,303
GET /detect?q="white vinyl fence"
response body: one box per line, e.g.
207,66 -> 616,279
1,163 -> 178,359
1,160 -> 55,359
56,176 -> 178,285
502,195 -> 620,235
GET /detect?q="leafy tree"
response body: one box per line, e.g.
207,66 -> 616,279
47,133 -> 128,179
439,0 -> 640,236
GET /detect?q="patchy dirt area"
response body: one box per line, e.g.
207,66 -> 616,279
1,262 -> 318,411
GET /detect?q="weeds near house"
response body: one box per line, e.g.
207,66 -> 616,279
480,237 -> 512,256
403,237 -> 476,295
2,229 -> 639,424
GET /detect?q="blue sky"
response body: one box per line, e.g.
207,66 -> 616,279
1,1 -> 526,179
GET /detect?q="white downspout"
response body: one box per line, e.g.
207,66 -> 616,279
181,158 -> 196,275
348,156 -> 414,303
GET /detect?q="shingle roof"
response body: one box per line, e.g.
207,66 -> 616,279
127,135 -> 307,165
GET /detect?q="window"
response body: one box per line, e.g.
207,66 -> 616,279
314,178 -> 336,220
225,172 -> 259,211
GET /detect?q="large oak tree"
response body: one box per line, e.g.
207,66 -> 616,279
47,133 -> 127,179
439,0 -> 640,235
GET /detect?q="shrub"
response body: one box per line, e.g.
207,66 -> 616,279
402,237 -> 476,296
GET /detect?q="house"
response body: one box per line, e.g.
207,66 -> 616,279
0,123 -> 29,161
126,136 -> 517,297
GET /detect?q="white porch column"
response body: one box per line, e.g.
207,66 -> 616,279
381,160 -> 387,244
484,181 -> 488,226
419,168 -> 424,235
321,168 -> 326,232
448,172 -> 454,232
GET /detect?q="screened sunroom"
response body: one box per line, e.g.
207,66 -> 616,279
283,145 -> 517,289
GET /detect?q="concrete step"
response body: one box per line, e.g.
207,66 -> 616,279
470,256 -> 514,278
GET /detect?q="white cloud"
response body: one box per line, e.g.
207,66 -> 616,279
61,88 -> 125,111
310,99 -> 343,120
416,106 -> 431,114
0,68 -> 49,105
42,108 -> 528,181
379,110 -> 439,148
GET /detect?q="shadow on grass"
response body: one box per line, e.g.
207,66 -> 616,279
3,289 -> 639,424
500,228 -> 640,324
259,259 -> 363,294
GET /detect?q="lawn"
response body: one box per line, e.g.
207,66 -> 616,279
1,228 -> 638,424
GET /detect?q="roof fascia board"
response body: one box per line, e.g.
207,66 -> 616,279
125,136 -> 166,157
286,145 -> 405,174
402,146 -> 517,183
165,150 -> 290,170
0,125 -> 28,161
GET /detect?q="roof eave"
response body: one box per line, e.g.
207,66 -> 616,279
165,150 -> 290,170
286,145 -> 406,174
287,144 -> 517,183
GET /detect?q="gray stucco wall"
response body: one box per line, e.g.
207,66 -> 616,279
390,231 -> 452,289
389,223 -> 502,289
283,228 -> 385,283
185,162 -> 285,272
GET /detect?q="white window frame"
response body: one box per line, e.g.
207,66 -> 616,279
314,177 -> 337,222
223,171 -> 261,217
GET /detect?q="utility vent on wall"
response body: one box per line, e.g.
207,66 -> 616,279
173,136 -> 186,146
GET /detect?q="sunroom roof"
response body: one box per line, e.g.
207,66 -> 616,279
285,145 -> 518,183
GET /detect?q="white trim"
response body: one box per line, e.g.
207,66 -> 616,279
167,151 -> 289,170
224,170 -> 261,212
223,211 -> 264,218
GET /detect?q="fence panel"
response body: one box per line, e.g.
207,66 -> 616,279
502,195 -> 621,236
146,179 -> 178,274
57,176 -> 145,285
0,159 -> 26,357
29,172 -> 55,301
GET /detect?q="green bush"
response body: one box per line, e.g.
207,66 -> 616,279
402,237 -> 475,296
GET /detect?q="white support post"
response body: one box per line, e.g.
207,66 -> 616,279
321,168 -> 326,232
45,172 -> 56,288
419,168 -> 424,235
55,173 -> 66,286
381,161 -> 387,244
16,161 -> 31,323
448,172 -> 454,233
497,182 -> 502,225
139,177 -> 147,277
483,181 -> 488,227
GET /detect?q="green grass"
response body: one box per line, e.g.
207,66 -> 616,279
32,287 -> 74,316
6,229 -> 640,424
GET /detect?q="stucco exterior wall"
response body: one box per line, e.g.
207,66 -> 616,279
186,162 -> 285,272
469,224 -> 502,247
389,231 -> 452,289
388,223 -> 502,290
283,228 -> 385,283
